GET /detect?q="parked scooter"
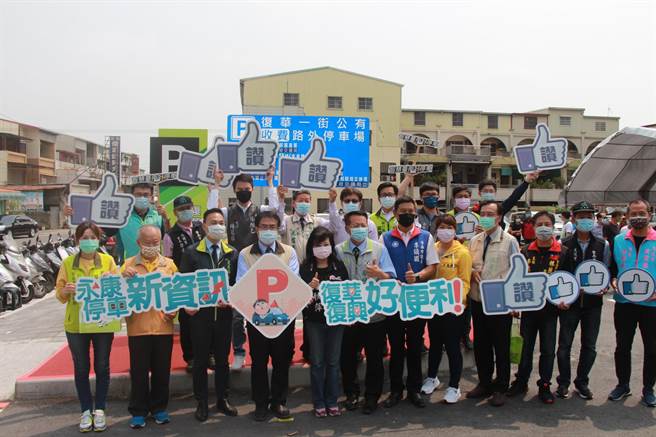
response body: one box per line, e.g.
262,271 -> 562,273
0,261 -> 21,311
26,239 -> 56,292
0,234 -> 38,304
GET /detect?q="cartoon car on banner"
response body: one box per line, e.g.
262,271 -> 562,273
252,299 -> 290,326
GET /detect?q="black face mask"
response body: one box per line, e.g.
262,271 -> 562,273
398,213 -> 416,227
236,190 -> 252,203
629,216 -> 649,230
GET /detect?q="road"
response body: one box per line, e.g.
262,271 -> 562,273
0,292 -> 655,435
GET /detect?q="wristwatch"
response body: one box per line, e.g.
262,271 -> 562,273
414,272 -> 421,282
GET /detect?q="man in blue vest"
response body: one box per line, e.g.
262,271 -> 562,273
381,196 -> 439,409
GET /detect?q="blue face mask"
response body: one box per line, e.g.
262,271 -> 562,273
295,202 -> 311,216
350,227 -> 368,242
422,196 -> 439,209
343,201 -> 360,213
134,196 -> 150,210
258,230 -> 278,246
575,218 -> 595,232
481,192 -> 496,202
380,196 -> 396,209
480,216 -> 496,230
177,209 -> 194,223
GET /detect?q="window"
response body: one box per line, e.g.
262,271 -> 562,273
524,116 -> 537,129
327,96 -> 342,109
487,115 -> 498,129
595,121 -> 606,131
452,112 -> 464,127
414,111 -> 426,126
358,97 -> 373,111
560,116 -> 571,126
283,93 -> 299,106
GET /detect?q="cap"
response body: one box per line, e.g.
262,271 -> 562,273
571,201 -> 595,214
173,195 -> 193,209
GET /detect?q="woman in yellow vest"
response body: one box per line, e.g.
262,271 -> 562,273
55,221 -> 119,433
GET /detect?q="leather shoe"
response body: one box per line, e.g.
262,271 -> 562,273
362,399 -> 377,415
270,404 -> 291,419
216,399 -> 238,416
344,394 -> 359,411
488,391 -> 506,407
408,392 -> 426,408
383,392 -> 403,408
466,384 -> 492,399
253,405 -> 268,422
195,401 -> 209,422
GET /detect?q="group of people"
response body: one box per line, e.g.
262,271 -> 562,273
55,168 -> 656,432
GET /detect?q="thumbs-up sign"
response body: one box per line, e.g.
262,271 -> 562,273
513,123 -> 568,174
405,263 -> 417,284
309,272 -> 320,290
617,268 -> 656,302
279,138 -> 343,190
455,212 -> 479,239
68,173 -> 134,228
365,258 -> 385,280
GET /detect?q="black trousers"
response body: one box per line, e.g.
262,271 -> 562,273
614,302 -> 656,390
128,335 -> 173,417
386,314 -> 425,394
557,304 -> 602,388
247,321 -> 295,408
427,313 -> 465,388
190,307 -> 233,402
516,307 -> 558,386
178,309 -> 193,363
471,299 -> 512,393
340,321 -> 386,402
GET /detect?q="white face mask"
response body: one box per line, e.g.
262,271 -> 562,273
207,224 -> 226,240
436,228 -> 455,243
313,245 -> 332,260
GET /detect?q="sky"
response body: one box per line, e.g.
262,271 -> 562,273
1,0 -> 655,171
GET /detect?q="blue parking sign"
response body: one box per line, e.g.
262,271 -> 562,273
227,115 -> 370,187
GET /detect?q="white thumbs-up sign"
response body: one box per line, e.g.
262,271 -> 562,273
513,123 -> 568,174
455,212 -> 479,240
68,173 -> 135,228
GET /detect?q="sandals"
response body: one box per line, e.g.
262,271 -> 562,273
314,408 -> 327,418
327,406 -> 341,417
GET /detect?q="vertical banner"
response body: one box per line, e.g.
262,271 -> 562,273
107,136 -> 121,181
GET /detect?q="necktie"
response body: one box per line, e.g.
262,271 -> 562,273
352,246 -> 360,263
300,217 -> 306,230
211,244 -> 220,267
265,246 -> 274,254
483,235 -> 492,261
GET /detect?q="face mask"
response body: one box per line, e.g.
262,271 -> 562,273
422,196 -> 439,209
141,244 -> 160,258
575,218 -> 594,232
79,239 -> 99,254
343,201 -> 360,213
176,209 -> 194,223
629,216 -> 649,230
380,196 -> 396,209
350,227 -> 368,242
535,225 -> 554,241
236,190 -> 252,203
398,213 -> 416,228
455,197 -> 471,211
437,228 -> 455,243
258,230 -> 278,246
207,224 -> 226,240
295,202 -> 311,216
313,245 -> 332,260
480,216 -> 497,231
481,192 -> 496,202
134,196 -> 150,210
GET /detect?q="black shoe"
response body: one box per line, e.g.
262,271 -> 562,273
185,359 -> 194,374
269,404 -> 290,419
208,355 -> 216,371
488,391 -> 506,407
466,384 -> 492,399
216,399 -> 238,416
383,392 -> 403,408
408,392 -> 426,408
575,384 -> 593,400
555,385 -> 569,399
195,401 -> 209,422
538,383 -> 555,404
506,380 -> 528,397
362,399 -> 377,415
344,394 -> 359,411
253,405 -> 269,422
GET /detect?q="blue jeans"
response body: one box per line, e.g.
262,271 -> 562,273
306,320 -> 344,409
66,332 -> 114,412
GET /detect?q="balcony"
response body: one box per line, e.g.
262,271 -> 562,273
447,145 -> 491,163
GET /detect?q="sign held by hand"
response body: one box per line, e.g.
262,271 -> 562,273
455,212 -> 479,240
513,123 -> 568,174
278,138 -> 343,190
617,268 -> 655,303
69,173 -> 134,228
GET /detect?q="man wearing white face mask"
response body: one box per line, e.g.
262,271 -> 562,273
121,225 -> 178,429
370,182 -> 398,236
328,187 -> 379,244
179,208 -> 239,422
163,195 -> 205,371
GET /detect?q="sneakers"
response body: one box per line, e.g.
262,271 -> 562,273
421,377 -> 440,395
555,385 -> 569,399
152,411 -> 170,425
232,354 -> 245,370
538,383 -> 555,404
93,409 -> 106,432
641,390 -> 656,407
575,384 -> 593,400
608,385 -> 631,401
129,416 -> 146,429
506,380 -> 528,397
79,410 -> 93,433
444,387 -> 461,404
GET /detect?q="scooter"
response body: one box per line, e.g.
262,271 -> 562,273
26,239 -> 56,292
0,235 -> 37,304
42,235 -> 63,269
0,261 -> 21,311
